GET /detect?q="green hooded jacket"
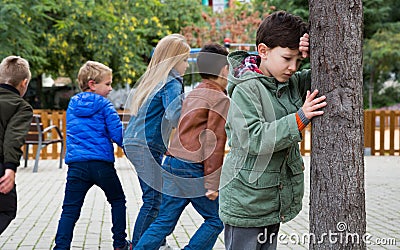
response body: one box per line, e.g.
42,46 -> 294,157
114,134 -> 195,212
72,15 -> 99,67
219,51 -> 311,227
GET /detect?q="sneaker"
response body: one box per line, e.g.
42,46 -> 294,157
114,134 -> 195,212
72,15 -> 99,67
159,244 -> 181,250
115,240 -> 132,250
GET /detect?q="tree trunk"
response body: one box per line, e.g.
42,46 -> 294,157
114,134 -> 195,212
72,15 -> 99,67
309,1 -> 366,249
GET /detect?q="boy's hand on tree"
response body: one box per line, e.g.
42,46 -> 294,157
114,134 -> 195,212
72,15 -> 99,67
299,33 -> 309,58
302,89 -> 327,119
0,169 -> 15,194
205,190 -> 219,200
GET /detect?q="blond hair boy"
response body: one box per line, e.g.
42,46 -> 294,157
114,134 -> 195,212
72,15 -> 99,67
54,61 -> 131,250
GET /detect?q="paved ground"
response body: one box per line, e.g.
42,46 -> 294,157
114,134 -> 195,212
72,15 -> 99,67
0,156 -> 399,249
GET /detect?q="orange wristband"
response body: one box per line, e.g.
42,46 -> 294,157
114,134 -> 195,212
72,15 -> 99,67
296,112 -> 307,131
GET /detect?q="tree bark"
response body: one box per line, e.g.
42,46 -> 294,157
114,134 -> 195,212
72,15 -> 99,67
309,1 -> 366,249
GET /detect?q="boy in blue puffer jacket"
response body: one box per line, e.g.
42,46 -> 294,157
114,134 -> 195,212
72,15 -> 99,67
54,61 -> 131,250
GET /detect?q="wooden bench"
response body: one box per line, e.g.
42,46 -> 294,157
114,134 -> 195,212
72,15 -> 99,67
24,114 -> 64,172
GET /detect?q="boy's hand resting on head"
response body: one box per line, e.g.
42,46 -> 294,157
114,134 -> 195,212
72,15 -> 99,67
206,190 -> 219,200
302,89 -> 327,119
299,33 -> 309,58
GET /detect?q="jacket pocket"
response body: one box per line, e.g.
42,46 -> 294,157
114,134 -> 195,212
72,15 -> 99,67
287,146 -> 304,175
290,172 -> 304,205
229,169 -> 280,217
287,158 -> 304,175
286,150 -> 305,205
282,149 -> 304,212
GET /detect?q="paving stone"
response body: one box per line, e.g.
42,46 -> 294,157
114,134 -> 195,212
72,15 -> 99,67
0,157 -> 399,249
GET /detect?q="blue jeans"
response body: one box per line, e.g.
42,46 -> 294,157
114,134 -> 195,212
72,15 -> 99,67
134,156 -> 224,250
54,161 -> 127,249
124,145 -> 165,247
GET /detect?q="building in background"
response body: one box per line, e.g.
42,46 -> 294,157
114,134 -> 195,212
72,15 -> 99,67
202,0 -> 250,12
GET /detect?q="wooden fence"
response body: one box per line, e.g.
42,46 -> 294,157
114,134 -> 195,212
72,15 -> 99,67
299,110 -> 400,155
364,110 -> 400,155
24,109 -> 400,161
24,110 -> 126,161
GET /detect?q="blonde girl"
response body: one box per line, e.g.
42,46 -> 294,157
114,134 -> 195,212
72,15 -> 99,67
123,34 -> 190,248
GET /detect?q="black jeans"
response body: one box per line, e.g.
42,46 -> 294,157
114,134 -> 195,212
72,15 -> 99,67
0,185 -> 17,235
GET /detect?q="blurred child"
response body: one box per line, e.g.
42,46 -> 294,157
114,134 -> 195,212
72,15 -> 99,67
54,61 -> 130,250
123,34 -> 190,248
134,43 -> 229,250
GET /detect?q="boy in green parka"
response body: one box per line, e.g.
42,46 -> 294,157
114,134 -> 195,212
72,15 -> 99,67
219,11 -> 327,249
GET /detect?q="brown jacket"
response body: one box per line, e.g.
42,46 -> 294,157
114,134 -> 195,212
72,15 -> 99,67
167,79 -> 229,191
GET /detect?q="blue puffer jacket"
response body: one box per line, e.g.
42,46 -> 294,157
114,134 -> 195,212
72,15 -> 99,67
65,92 -> 123,164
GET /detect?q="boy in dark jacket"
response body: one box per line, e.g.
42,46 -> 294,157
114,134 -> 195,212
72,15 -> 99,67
54,61 -> 131,250
0,56 -> 33,235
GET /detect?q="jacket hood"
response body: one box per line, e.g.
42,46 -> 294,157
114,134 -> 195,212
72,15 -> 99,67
68,92 -> 108,117
227,51 -> 281,96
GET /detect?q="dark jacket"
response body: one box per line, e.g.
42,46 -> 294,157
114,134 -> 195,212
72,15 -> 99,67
65,92 -> 123,164
167,79 -> 230,191
0,84 -> 33,173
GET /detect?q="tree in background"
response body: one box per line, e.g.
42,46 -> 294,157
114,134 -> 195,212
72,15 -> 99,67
1,0 -> 399,109
43,0 -> 167,85
0,0 -> 204,108
309,0 -> 366,249
0,0 -> 60,107
363,25 -> 400,108
253,0 -> 309,20
181,1 -> 267,48
363,0 -> 391,39
0,0 -> 56,72
41,0 -> 205,85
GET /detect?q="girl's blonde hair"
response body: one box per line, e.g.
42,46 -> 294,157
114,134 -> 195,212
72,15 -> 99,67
77,61 -> 112,91
129,34 -> 190,115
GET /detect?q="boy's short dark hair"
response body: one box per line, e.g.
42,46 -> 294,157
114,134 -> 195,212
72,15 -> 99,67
197,43 -> 229,80
256,11 -> 308,50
